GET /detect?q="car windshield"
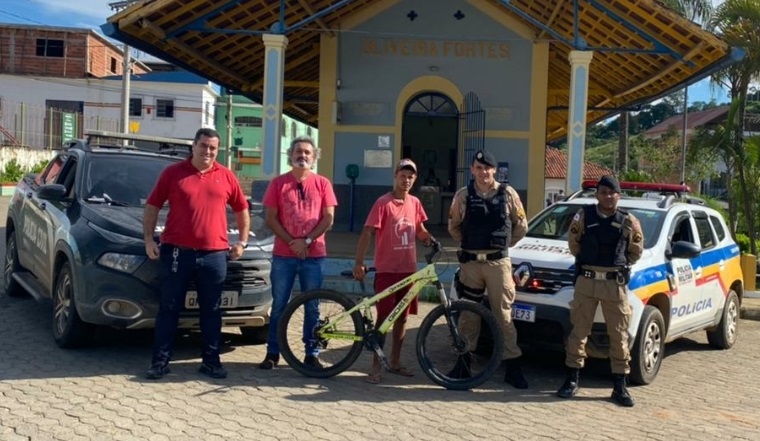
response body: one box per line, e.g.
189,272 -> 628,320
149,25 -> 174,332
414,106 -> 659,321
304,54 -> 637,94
84,154 -> 177,206
527,204 -> 663,249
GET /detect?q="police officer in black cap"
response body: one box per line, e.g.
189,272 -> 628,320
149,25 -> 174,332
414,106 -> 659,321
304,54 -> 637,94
557,175 -> 644,407
448,149 -> 529,388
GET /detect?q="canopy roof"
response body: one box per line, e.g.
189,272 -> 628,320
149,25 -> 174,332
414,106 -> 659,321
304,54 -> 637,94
104,0 -> 736,140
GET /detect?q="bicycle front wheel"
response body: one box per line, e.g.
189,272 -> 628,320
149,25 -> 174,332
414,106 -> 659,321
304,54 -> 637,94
277,289 -> 365,378
416,300 -> 504,390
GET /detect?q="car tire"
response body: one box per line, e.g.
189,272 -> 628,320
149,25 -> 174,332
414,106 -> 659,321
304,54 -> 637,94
629,305 -> 665,385
239,324 -> 268,344
52,262 -> 92,348
4,233 -> 26,297
706,290 -> 739,349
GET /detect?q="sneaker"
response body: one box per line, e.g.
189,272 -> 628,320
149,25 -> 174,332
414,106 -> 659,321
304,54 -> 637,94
258,353 -> 279,370
145,363 -> 170,380
303,355 -> 324,369
198,363 -> 228,379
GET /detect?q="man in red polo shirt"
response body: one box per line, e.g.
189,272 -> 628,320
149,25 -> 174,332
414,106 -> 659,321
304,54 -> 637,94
142,127 -> 250,380
258,136 -> 337,370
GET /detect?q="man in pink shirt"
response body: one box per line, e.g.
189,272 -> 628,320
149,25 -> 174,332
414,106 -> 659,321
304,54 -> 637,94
259,136 -> 338,370
353,159 -> 433,384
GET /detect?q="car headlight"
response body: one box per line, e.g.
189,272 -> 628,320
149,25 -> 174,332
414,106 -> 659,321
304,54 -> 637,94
97,253 -> 146,274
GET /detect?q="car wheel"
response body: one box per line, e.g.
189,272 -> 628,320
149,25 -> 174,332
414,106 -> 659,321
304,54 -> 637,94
4,233 -> 26,297
629,305 -> 665,385
240,325 -> 269,344
706,290 -> 739,349
52,262 -> 92,348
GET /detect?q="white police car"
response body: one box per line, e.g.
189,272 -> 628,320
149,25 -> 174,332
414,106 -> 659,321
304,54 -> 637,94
508,181 -> 743,384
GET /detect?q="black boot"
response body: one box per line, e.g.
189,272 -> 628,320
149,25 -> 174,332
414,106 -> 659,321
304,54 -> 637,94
504,358 -> 529,389
447,353 -> 472,380
611,374 -> 635,407
556,368 -> 580,398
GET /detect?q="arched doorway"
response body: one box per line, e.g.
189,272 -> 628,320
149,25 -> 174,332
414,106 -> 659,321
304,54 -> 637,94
402,92 -> 459,225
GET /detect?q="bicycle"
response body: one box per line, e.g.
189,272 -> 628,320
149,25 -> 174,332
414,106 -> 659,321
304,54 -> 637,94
276,241 -> 504,390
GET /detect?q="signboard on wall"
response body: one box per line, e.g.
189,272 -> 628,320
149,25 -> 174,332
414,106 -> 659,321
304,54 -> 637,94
61,112 -> 77,142
364,149 -> 392,168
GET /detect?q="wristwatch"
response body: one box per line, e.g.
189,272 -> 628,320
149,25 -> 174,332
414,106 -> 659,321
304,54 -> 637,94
304,237 -> 313,247
238,241 -> 249,249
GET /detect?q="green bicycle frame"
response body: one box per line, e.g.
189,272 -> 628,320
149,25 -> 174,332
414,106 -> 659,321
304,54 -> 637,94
318,264 -> 447,341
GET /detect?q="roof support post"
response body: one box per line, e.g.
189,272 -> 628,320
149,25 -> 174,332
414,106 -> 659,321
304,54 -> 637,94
566,50 -> 594,194
260,34 -> 289,179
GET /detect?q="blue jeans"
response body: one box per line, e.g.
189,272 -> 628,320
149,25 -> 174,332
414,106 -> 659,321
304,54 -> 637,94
151,245 -> 227,367
267,256 -> 324,356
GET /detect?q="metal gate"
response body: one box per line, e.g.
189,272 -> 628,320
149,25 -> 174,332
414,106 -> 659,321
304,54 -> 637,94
456,92 -> 485,188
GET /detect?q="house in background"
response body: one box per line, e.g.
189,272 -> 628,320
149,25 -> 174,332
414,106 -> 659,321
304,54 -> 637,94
545,146 -> 612,205
642,106 -> 730,198
214,91 -> 318,178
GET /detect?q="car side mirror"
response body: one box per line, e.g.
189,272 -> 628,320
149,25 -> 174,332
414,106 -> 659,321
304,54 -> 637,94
667,240 -> 701,259
37,184 -> 67,201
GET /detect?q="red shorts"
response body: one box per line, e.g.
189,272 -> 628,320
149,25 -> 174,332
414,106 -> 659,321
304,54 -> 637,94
374,272 -> 417,319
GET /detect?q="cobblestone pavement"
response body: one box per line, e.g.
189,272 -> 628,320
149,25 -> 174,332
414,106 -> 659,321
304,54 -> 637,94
1,293 -> 759,441
1,197 -> 759,441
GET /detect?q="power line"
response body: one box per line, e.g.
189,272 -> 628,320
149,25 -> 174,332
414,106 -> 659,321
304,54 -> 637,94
0,8 -> 46,25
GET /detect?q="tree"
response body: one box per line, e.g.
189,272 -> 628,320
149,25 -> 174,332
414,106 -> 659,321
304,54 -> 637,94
709,0 -> 760,255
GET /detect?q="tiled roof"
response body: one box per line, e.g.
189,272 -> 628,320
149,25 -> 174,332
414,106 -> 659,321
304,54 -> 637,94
643,106 -> 729,136
545,147 -> 613,180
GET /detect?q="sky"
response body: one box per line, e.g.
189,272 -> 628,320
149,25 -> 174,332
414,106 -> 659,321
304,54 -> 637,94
0,0 -> 734,105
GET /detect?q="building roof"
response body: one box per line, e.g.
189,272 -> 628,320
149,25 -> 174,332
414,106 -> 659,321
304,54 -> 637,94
545,146 -> 612,180
103,1 -> 736,136
643,105 -> 729,136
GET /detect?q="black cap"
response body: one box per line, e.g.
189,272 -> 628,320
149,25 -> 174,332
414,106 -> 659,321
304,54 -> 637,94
597,175 -> 621,193
473,149 -> 497,168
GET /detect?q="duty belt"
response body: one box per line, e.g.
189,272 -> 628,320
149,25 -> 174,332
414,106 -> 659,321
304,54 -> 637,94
458,250 -> 507,263
581,269 -> 623,281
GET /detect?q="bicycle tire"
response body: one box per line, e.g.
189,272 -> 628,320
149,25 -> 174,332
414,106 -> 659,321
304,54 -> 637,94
277,289 -> 365,378
416,300 -> 504,390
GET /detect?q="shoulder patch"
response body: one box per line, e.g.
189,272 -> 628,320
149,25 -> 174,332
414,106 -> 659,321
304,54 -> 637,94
573,212 -> 580,222
516,207 -> 526,219
570,225 -> 579,235
632,232 -> 642,243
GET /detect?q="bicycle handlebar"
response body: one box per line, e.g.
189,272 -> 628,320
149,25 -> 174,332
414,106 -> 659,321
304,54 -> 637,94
340,267 -> 376,278
424,239 -> 442,264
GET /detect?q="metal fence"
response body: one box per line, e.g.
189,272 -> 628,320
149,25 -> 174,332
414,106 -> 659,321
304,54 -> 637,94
0,99 -> 120,149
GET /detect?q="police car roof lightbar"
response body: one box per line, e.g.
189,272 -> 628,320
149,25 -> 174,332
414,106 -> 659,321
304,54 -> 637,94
581,180 -> 691,193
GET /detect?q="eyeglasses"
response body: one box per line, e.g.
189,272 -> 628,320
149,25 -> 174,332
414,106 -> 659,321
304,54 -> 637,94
296,182 -> 306,201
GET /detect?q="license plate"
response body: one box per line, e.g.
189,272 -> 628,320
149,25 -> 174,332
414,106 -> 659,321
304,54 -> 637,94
512,303 -> 536,323
185,291 -> 239,309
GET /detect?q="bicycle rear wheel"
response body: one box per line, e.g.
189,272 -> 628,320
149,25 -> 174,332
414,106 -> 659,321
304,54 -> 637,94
416,300 -> 504,390
277,289 -> 365,378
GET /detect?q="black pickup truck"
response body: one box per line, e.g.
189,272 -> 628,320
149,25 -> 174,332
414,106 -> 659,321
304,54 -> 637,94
4,132 -> 272,347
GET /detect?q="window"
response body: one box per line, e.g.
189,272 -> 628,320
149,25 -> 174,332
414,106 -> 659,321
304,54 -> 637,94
694,215 -> 716,250
710,216 -> 727,242
306,126 -> 313,137
205,102 -> 212,126
129,98 -> 142,117
35,155 -> 67,186
110,57 -> 118,73
670,216 -> 694,244
36,38 -> 64,57
156,99 -> 175,118
281,119 -> 286,134
291,121 -> 297,138
235,116 -> 262,127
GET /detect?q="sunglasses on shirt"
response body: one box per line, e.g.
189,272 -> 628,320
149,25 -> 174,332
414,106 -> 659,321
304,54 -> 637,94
296,182 -> 306,201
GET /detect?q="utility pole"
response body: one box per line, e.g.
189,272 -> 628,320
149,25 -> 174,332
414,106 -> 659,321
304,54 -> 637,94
226,91 -> 233,168
109,1 -> 138,140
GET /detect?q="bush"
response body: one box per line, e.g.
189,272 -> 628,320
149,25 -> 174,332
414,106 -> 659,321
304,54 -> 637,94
32,160 -> 48,174
1,159 -> 25,184
734,233 -> 760,255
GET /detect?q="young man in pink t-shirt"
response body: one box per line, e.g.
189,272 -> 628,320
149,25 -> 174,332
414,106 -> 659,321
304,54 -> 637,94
353,159 -> 433,384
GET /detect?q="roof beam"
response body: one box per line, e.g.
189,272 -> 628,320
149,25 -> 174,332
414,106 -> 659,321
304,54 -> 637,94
243,43 -> 320,92
167,0 -> 241,38
138,18 -> 251,87
295,0 -> 334,36
285,81 -> 319,88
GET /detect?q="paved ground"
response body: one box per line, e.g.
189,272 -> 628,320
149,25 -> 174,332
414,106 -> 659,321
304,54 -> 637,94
2,196 -> 759,440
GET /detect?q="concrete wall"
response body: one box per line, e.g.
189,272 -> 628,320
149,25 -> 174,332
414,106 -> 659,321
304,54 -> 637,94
0,147 -> 55,177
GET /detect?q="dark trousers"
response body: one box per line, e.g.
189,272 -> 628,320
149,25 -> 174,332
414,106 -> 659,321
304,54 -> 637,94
151,245 -> 228,366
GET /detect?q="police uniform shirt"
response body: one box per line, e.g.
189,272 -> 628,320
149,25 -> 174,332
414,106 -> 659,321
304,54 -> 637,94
567,206 -> 644,265
448,181 -> 528,252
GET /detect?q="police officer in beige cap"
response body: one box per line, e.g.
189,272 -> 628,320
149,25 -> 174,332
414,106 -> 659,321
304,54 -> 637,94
447,149 -> 529,388
557,175 -> 644,407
